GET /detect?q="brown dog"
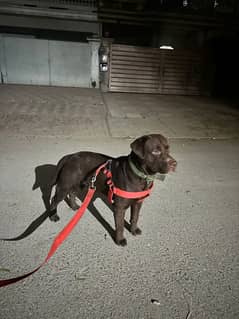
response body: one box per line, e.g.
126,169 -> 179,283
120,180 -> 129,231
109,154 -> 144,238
49,134 -> 177,246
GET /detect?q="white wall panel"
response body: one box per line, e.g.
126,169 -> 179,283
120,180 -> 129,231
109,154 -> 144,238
4,37 -> 49,85
0,36 -> 92,88
49,41 -> 91,87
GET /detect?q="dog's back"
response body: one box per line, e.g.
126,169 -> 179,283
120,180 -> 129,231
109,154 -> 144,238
52,152 -> 111,189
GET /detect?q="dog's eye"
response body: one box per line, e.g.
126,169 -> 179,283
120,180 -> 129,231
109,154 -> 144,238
152,150 -> 161,156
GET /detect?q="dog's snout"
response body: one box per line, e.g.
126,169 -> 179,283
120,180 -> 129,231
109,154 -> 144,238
167,156 -> 177,163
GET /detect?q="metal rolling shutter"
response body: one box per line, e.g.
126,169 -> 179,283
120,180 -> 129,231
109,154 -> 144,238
109,44 -> 202,95
160,50 -> 201,95
109,44 -> 161,93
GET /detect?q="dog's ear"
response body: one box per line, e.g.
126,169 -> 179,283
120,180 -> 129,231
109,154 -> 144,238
130,135 -> 150,159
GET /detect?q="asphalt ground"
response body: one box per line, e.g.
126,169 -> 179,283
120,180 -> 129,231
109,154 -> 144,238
0,85 -> 239,318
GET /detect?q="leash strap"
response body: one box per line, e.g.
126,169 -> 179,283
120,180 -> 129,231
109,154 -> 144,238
0,162 -> 111,287
0,183 -> 97,287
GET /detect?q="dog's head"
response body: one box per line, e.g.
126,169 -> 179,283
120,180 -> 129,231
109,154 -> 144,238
130,134 -> 177,175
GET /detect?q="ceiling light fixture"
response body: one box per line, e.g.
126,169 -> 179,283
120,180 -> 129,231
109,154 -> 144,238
159,45 -> 174,50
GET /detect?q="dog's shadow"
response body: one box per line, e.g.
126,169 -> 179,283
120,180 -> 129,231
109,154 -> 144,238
3,164 -> 130,243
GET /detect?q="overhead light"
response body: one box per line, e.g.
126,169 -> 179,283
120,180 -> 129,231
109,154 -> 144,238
183,0 -> 188,7
160,45 -> 174,50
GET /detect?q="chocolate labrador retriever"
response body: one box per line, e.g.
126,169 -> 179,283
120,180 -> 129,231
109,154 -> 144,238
49,134 -> 177,246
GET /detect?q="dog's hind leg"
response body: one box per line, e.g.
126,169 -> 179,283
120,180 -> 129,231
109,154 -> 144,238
49,186 -> 69,222
64,192 -> 80,211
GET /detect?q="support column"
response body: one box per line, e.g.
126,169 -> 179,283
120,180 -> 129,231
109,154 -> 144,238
87,36 -> 101,88
99,37 -> 114,92
0,35 -> 7,84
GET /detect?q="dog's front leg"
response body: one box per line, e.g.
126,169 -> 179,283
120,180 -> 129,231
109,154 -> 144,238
113,206 -> 127,246
130,201 -> 143,235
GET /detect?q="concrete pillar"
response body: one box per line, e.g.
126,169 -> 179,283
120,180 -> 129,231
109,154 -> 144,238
87,37 -> 101,88
0,35 -> 7,83
99,37 -> 114,92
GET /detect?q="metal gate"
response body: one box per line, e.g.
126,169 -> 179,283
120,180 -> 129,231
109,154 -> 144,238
0,36 -> 91,87
109,44 -> 202,95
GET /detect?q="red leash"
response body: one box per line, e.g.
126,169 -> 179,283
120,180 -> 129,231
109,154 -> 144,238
0,160 -> 153,287
0,187 -> 96,287
0,161 -> 110,288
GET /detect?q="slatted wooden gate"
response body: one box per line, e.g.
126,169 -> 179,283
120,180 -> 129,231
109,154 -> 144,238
109,44 -> 202,95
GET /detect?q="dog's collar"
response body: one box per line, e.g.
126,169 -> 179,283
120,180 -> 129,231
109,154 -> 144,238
128,157 -> 156,185
128,157 -> 167,183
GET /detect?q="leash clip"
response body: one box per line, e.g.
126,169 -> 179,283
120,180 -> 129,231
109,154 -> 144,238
90,175 -> 96,189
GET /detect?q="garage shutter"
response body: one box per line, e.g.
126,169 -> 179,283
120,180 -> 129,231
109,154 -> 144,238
109,44 -> 202,95
109,44 -> 161,93
160,50 -> 201,95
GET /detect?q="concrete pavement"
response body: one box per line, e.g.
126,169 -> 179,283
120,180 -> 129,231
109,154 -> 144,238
103,93 -> 239,139
1,84 -> 239,139
0,85 -> 239,319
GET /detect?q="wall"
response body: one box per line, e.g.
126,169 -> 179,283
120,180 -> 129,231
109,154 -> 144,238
0,35 -> 100,88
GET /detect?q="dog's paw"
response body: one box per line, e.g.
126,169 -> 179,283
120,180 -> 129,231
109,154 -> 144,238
116,238 -> 127,246
131,227 -> 142,236
49,214 -> 60,222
